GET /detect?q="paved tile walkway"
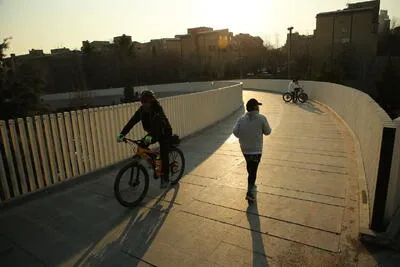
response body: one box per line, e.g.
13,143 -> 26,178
0,91 -> 399,266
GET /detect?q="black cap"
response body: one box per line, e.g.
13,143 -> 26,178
246,98 -> 262,111
140,90 -> 156,102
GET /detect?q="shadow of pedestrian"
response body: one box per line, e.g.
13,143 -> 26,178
246,202 -> 269,267
297,101 -> 324,115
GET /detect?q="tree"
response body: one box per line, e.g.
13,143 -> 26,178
0,37 -> 11,75
315,44 -> 358,83
114,34 -> 136,87
81,40 -> 95,89
316,61 -> 341,83
0,37 -> 11,60
0,39 -> 45,120
81,40 -> 94,54
121,85 -> 136,103
289,43 -> 313,80
264,47 -> 286,77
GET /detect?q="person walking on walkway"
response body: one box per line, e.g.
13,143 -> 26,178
233,98 -> 272,201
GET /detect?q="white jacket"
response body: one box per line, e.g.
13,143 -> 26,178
233,111 -> 271,154
288,81 -> 301,92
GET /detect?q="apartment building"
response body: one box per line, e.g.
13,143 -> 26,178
174,27 -> 235,78
150,38 -> 181,56
312,0 -> 380,75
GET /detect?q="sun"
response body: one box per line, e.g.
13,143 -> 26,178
198,0 -> 269,34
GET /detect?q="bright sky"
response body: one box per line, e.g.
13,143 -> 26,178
1,0 -> 399,55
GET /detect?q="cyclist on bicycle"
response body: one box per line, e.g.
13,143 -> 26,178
288,78 -> 302,97
117,90 -> 173,188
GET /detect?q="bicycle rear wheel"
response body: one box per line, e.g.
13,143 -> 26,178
169,147 -> 185,185
114,162 -> 149,207
282,93 -> 292,103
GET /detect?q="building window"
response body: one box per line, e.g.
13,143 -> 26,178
224,36 -> 228,41
219,36 -> 222,40
341,38 -> 350,44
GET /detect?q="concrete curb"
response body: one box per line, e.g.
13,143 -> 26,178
313,99 -> 371,235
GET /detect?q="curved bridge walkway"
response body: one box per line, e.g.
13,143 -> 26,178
0,91 -> 397,266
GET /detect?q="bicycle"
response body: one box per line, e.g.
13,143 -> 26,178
283,88 -> 308,103
114,135 -> 185,207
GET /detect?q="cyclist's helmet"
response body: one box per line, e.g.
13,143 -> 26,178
140,90 -> 156,102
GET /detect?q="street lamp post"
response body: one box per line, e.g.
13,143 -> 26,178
287,26 -> 294,79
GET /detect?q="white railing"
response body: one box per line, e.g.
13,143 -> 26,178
0,82 -> 243,202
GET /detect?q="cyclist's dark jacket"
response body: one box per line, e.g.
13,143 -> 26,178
120,101 -> 172,141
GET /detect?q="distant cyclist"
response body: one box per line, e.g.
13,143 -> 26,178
117,90 -> 173,188
288,78 -> 302,97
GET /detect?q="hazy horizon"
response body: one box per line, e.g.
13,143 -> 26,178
1,0 -> 399,56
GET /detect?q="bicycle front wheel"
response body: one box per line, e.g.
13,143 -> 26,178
114,162 -> 149,207
299,92 -> 308,103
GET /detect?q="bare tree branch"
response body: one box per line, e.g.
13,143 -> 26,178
275,33 -> 280,49
264,40 -> 274,50
0,37 -> 12,60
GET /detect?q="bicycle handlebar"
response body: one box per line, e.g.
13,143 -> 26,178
123,138 -> 141,144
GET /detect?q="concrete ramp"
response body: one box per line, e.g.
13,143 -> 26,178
0,91 -> 397,266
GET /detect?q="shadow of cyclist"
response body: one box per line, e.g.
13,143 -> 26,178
74,184 -> 180,266
74,108 -> 247,265
297,101 -> 324,115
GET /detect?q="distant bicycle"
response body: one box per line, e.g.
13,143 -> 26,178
114,135 -> 185,207
283,88 -> 308,103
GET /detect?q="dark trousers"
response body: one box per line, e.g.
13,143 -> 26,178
159,139 -> 170,181
244,154 -> 261,187
146,133 -> 170,182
